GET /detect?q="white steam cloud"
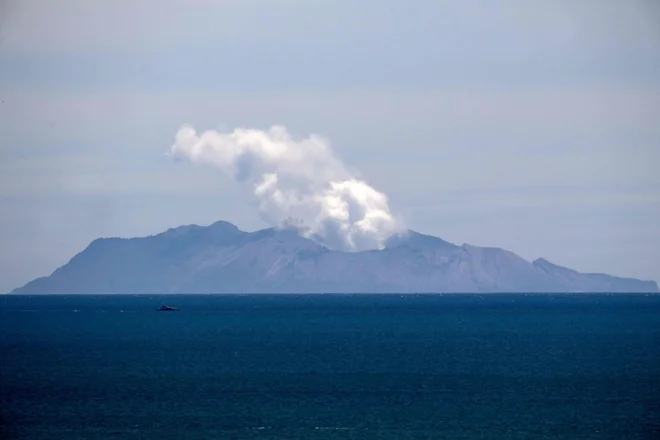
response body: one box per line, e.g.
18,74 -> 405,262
170,124 -> 403,251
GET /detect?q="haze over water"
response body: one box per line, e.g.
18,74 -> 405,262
1,293 -> 659,439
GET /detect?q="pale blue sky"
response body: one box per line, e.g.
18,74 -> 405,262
0,0 -> 659,292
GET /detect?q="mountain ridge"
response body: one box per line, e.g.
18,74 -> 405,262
11,220 -> 659,294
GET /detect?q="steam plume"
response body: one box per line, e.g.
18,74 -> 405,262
170,124 -> 402,251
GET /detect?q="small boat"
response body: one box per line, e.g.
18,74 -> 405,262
156,304 -> 179,311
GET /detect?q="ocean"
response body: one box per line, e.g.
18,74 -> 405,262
1,294 -> 659,439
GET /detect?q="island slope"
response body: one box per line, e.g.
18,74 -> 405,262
11,221 -> 659,294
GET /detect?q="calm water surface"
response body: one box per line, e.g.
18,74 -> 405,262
1,294 -> 659,439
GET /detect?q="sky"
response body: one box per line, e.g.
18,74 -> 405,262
0,0 -> 659,292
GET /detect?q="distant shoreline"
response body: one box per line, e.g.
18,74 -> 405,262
6,291 -> 660,296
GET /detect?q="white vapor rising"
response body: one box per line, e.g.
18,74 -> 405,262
170,124 -> 402,251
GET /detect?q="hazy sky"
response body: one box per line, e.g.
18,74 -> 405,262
1,0 -> 659,292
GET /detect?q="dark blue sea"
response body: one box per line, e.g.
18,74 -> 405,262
1,294 -> 659,439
